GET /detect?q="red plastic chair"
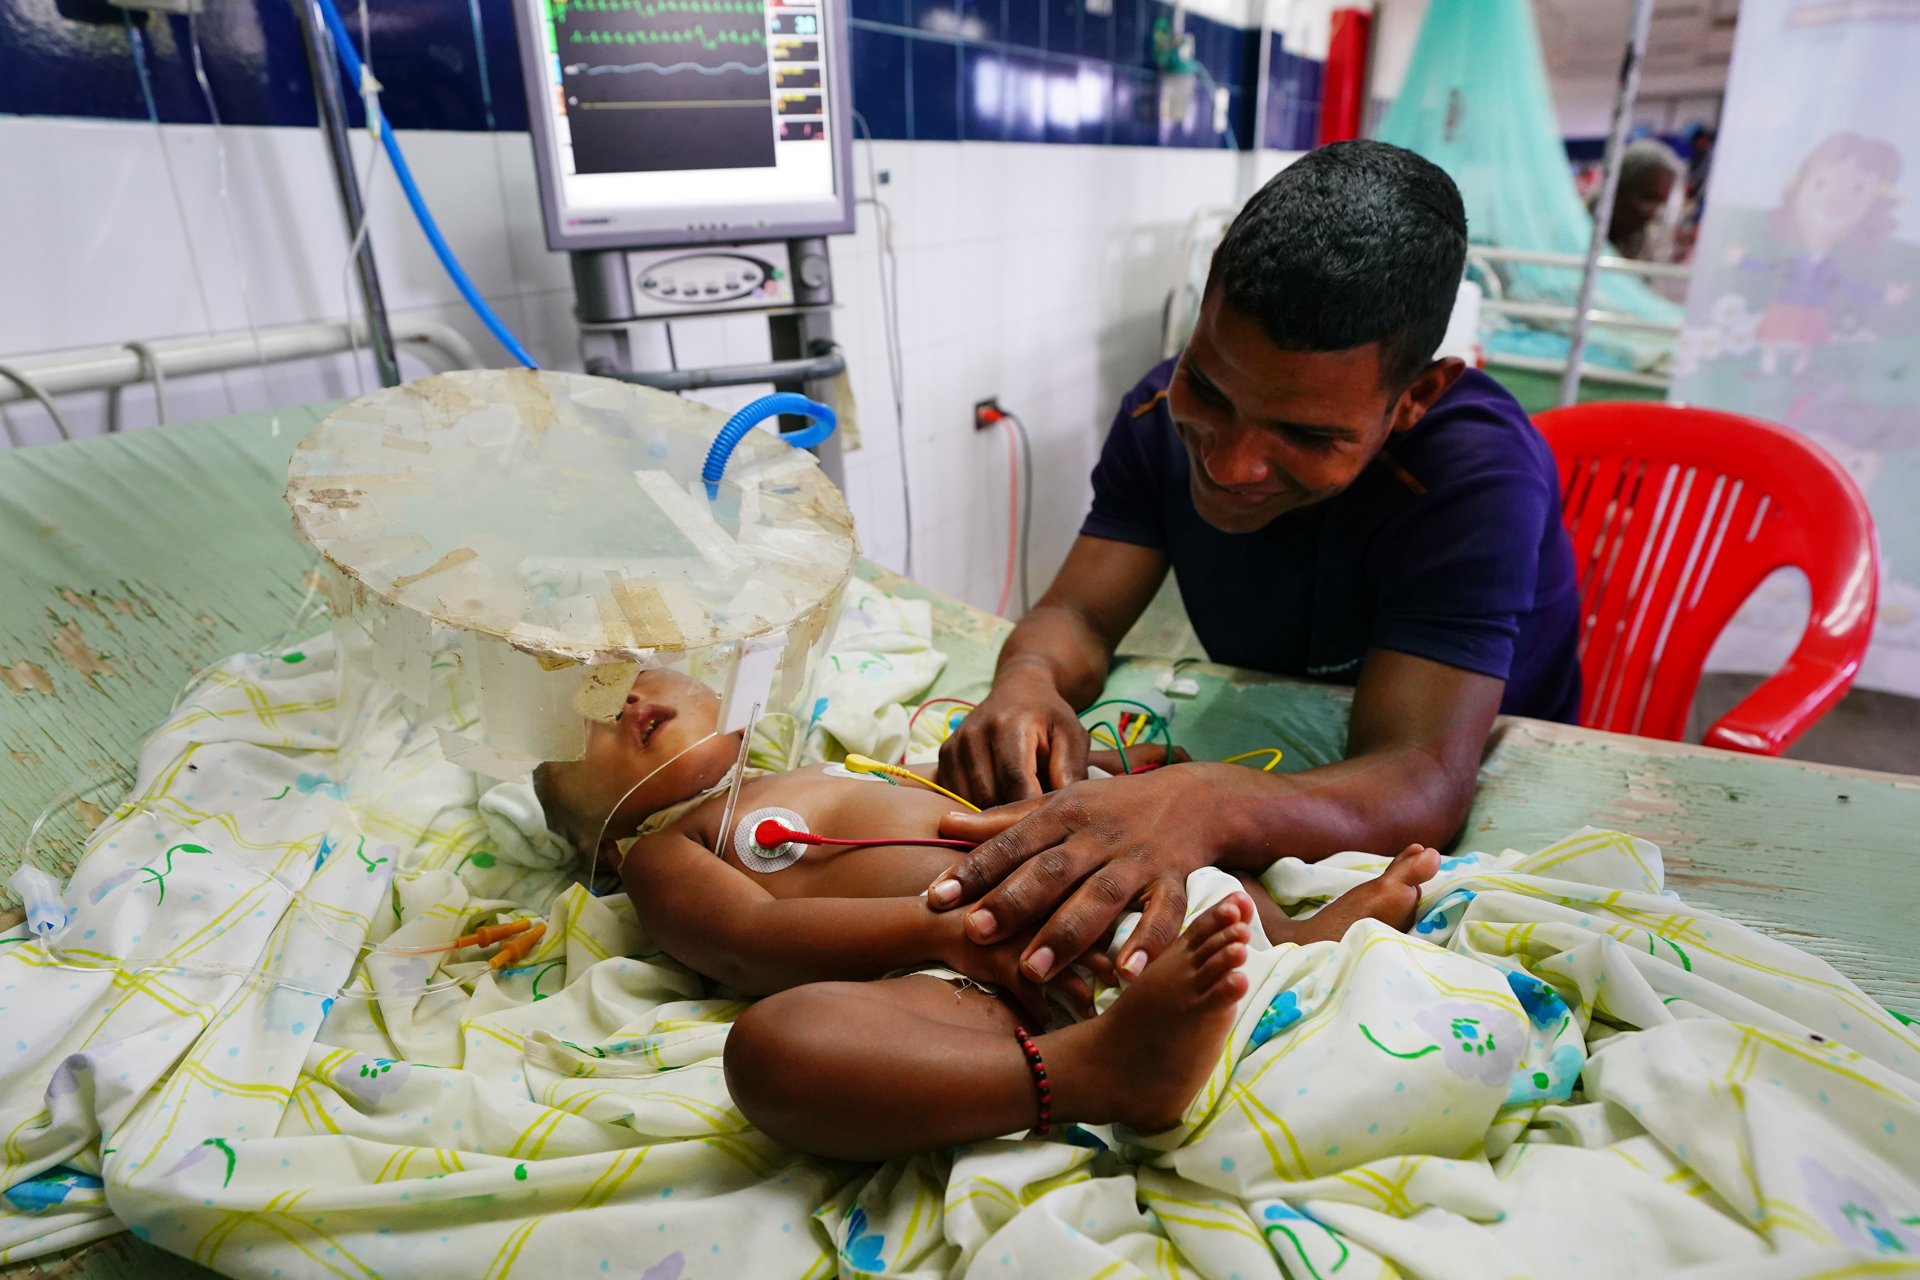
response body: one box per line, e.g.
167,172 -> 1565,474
1534,403 -> 1878,755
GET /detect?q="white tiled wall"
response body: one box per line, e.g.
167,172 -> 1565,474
0,116 -> 1287,612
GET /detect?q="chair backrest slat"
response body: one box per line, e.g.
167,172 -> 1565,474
1534,403 -> 1877,744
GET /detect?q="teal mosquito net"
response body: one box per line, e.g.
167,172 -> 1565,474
1375,0 -> 1680,371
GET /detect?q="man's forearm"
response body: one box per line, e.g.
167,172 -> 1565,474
1188,748 -> 1476,872
994,605 -> 1113,709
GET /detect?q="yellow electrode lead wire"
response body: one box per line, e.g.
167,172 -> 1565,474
1222,748 -> 1285,772
843,754 -> 981,812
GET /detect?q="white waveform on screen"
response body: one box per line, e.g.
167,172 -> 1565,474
573,59 -> 769,76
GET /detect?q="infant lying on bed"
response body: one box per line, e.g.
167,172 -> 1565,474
533,669 -> 1439,1161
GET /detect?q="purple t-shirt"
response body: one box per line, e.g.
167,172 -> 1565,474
1083,361 -> 1582,722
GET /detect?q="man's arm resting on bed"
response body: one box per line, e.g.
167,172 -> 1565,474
1203,648 -> 1501,864
620,831 -> 961,995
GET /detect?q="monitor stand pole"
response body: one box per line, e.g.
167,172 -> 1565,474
573,237 -> 847,487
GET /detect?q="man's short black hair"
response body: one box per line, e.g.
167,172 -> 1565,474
1210,140 -> 1468,390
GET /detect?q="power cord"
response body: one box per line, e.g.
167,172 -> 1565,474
992,408 -> 1020,616
976,402 -> 1034,615
1005,410 -> 1033,612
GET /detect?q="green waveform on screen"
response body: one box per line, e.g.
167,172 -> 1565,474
566,24 -> 766,48
551,0 -> 764,22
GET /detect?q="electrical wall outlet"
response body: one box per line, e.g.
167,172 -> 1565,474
973,398 -> 1003,431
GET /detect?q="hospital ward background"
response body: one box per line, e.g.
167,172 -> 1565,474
2,0 -> 1919,1276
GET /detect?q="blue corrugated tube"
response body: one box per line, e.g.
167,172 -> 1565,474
313,0 -> 541,369
703,394 -> 837,498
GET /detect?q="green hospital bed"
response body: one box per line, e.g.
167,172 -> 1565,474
2,404 -> 1915,1278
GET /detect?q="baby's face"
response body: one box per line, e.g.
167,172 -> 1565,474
607,667 -> 724,772
542,668 -> 737,846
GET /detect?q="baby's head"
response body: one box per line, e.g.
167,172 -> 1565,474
533,667 -> 741,856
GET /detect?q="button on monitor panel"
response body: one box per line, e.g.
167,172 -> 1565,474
512,0 -> 854,251
627,246 -> 795,316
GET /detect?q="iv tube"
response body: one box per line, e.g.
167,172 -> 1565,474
312,0 -> 541,369
582,727 -> 734,892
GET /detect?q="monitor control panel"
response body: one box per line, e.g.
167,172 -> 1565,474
623,244 -> 795,317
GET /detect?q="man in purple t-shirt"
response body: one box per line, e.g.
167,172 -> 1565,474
923,141 -> 1581,992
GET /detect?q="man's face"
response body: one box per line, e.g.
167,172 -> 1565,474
1169,293 -> 1431,534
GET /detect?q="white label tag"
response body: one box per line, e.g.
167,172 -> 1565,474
719,628 -> 787,734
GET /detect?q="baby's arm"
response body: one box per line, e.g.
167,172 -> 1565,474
620,830 -> 963,995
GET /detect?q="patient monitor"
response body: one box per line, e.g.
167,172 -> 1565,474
512,0 -> 853,252
285,369 -> 858,798
509,0 -> 857,486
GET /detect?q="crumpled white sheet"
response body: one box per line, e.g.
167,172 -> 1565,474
0,603 -> 1915,1278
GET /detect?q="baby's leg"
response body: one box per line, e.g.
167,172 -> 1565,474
1238,843 -> 1440,947
725,896 -> 1259,1161
726,976 -> 1024,1159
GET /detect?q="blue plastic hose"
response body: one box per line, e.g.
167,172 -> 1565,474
703,394 -> 838,498
313,0 -> 541,369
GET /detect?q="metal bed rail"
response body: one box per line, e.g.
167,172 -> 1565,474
1467,245 -> 1685,390
0,317 -> 481,443
1470,244 -> 1691,282
1481,350 -> 1671,391
1479,297 -> 1682,336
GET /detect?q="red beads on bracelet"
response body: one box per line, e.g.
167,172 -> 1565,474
1012,1025 -> 1052,1137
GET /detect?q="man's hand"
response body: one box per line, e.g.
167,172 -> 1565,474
937,662 -> 1092,806
940,536 -> 1169,806
929,768 -> 1217,986
930,906 -> 1096,1026
926,652 -> 1498,986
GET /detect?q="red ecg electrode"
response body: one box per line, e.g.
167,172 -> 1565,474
752,820 -> 975,853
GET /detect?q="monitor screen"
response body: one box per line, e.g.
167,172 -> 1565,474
513,0 -> 854,251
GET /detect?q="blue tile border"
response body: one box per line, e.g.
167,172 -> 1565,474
851,23 -> 910,141
908,33 -> 961,140
849,4 -> 1313,148
0,0 -> 1307,150
0,0 -> 528,130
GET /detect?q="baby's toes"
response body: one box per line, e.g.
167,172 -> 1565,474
1197,941 -> 1248,988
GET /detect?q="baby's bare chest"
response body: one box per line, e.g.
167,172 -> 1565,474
682,771 -> 961,898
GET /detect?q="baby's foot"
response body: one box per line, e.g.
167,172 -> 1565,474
1283,843 -> 1441,945
1051,894 -> 1255,1134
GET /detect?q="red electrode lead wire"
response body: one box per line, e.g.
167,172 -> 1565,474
752,820 -> 977,853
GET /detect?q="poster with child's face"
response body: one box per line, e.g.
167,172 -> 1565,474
1673,0 -> 1920,695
